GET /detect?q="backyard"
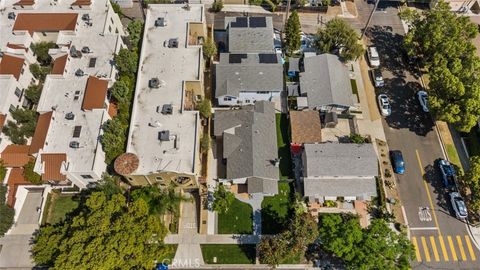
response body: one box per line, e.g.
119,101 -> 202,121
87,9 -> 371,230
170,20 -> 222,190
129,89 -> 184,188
276,113 -> 293,180
201,244 -> 256,264
42,193 -> 79,225
217,198 -> 253,234
261,181 -> 294,234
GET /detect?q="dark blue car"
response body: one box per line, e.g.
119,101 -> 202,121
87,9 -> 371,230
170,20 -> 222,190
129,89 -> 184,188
390,150 -> 405,174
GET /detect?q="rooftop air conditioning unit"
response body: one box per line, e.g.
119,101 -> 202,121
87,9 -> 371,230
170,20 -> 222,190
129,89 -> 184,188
168,38 -> 178,48
81,46 -> 90,53
65,112 -> 75,120
158,130 -> 170,141
70,46 -> 82,58
82,14 -> 90,21
161,104 -> 173,115
149,78 -> 160,88
8,12 -> 15,20
75,69 -> 84,76
155,17 -> 167,27
69,141 -> 80,148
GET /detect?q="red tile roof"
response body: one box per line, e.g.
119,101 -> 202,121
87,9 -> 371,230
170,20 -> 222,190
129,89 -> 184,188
29,112 -> 52,155
71,0 -> 92,6
82,76 -> 108,110
0,145 -> 31,167
14,0 -> 35,6
51,54 -> 68,75
0,114 -> 6,131
0,54 -> 25,80
41,153 -> 67,181
13,13 -> 78,35
7,168 -> 30,207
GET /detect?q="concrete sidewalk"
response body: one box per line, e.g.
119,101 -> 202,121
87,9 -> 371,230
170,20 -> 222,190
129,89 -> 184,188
165,234 -> 260,244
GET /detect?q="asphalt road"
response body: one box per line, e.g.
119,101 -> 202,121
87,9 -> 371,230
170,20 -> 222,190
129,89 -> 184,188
351,1 -> 480,269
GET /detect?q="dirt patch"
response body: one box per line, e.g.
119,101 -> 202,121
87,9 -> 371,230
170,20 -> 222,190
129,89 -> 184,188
359,55 -> 381,121
436,121 -> 454,146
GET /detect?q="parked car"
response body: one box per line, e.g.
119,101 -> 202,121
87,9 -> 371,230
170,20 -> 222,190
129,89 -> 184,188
367,46 -> 380,68
438,159 -> 457,189
377,94 -> 391,116
449,192 -> 468,220
370,69 -> 384,87
390,150 -> 405,174
417,91 -> 429,112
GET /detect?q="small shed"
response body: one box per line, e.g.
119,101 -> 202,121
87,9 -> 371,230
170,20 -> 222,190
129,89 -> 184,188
287,83 -> 299,97
288,57 -> 300,77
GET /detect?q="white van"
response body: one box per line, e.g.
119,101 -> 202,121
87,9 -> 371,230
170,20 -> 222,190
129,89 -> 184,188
367,46 -> 380,68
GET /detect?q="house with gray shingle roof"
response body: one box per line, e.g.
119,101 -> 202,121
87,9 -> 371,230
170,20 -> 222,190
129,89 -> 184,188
225,16 -> 275,54
301,142 -> 378,203
215,53 -> 283,106
213,101 -> 279,195
299,53 -> 357,112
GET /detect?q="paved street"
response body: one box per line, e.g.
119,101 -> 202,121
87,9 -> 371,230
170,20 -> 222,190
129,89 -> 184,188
350,1 -> 480,268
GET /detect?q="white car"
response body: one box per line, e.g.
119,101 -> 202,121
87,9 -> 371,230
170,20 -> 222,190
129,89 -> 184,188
377,94 -> 391,116
367,46 -> 380,68
417,91 -> 429,112
370,69 -> 384,88
449,192 -> 468,220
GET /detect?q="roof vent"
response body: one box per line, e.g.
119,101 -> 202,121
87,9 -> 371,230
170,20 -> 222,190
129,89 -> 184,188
8,12 -> 15,20
161,104 -> 173,115
75,69 -> 84,76
149,77 -> 160,88
155,17 -> 167,27
158,130 -> 170,141
167,38 -> 178,48
82,14 -> 90,21
65,112 -> 75,120
69,141 -> 80,148
81,46 -> 90,53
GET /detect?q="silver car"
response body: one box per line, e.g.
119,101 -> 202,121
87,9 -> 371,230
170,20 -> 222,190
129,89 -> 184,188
449,192 -> 468,220
370,69 -> 384,88
377,94 -> 391,116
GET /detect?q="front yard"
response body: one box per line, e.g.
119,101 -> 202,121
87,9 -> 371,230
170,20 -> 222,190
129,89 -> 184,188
201,244 -> 256,264
42,193 -> 79,225
276,113 -> 293,180
217,198 -> 253,234
261,181 -> 294,234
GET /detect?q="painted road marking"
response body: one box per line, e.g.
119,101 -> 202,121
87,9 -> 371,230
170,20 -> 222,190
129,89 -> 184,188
410,227 -> 438,231
438,235 -> 449,262
430,236 -> 440,262
465,235 -> 477,261
448,236 -> 458,261
421,236 -> 431,262
412,236 -> 421,262
415,150 -> 441,236
457,235 -> 467,261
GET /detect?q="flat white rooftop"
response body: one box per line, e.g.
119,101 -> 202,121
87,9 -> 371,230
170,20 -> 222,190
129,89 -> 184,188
127,4 -> 204,175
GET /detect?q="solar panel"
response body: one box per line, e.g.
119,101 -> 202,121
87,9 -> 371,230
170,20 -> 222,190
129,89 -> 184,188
73,126 -> 82,138
89,58 -> 97,68
249,17 -> 266,28
229,54 -> 248,64
259,54 -> 278,64
231,17 -> 247,28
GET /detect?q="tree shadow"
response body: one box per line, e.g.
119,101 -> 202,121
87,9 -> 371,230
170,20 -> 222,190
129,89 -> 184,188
261,204 -> 288,235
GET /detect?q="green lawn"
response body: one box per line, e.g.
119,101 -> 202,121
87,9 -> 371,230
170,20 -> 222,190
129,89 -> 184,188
201,244 -> 256,264
446,144 -> 463,172
350,79 -> 360,103
218,199 -> 253,234
261,181 -> 293,234
276,114 -> 293,179
45,194 -> 79,224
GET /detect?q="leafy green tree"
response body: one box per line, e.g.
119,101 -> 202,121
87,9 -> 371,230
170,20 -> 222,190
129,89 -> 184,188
0,161 -> 6,181
2,109 -> 37,144
31,42 -> 56,65
111,80 -> 132,103
285,10 -> 301,55
101,118 -> 127,165
24,160 -> 42,184
29,64 -> 51,82
211,0 -> 224,12
32,192 -> 170,269
131,185 -> 188,217
197,99 -> 212,118
110,0 -> 122,14
114,48 -> 138,75
127,20 -> 144,50
258,235 -> 290,267
203,38 -> 217,59
462,156 -> 480,213
200,133 -> 211,153
212,184 -> 235,213
0,185 -> 15,236
315,18 -> 364,61
96,173 -> 123,198
403,0 -> 480,132
25,84 -> 42,104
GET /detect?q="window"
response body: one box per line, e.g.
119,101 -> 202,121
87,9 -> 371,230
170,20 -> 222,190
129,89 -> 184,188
256,91 -> 269,94
245,99 -> 250,103
110,17 -> 114,24
115,28 -> 119,34
108,25 -> 112,33
42,32 -> 47,37
223,97 -> 232,101
81,175 -> 93,179
14,87 -> 22,98
9,104 -> 16,113
20,68 -> 24,74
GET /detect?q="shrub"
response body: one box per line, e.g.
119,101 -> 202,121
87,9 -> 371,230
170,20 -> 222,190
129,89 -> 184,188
29,64 -> 51,82
0,161 -> 6,181
211,0 -> 224,12
24,160 -> 42,184
0,185 -> 15,236
200,133 -> 211,153
197,99 -> 212,118
31,42 -> 56,65
349,133 -> 367,144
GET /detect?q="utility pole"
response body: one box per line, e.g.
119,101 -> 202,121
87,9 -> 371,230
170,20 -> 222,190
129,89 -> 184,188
360,0 -> 380,39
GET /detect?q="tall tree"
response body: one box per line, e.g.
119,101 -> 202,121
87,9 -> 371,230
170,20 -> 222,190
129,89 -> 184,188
111,80 -> 132,103
402,0 -> 480,132
32,192 -> 170,269
2,109 -> 37,144
315,18 -> 364,61
114,48 -> 138,76
101,117 -> 127,164
462,156 -> 480,213
31,42 -> 56,65
127,20 -> 144,50
25,84 -> 42,104
212,184 -> 235,213
285,10 -> 301,55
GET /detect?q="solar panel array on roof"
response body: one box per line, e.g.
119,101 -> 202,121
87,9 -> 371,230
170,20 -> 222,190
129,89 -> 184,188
229,54 -> 248,64
231,17 -> 248,28
249,17 -> 266,28
259,54 -> 278,64
88,58 -> 97,68
73,126 -> 82,138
